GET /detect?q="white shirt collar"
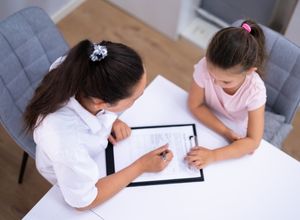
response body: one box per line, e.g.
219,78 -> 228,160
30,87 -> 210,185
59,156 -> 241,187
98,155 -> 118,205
67,97 -> 117,134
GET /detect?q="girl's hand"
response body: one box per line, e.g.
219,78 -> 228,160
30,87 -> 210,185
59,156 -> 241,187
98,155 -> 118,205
185,146 -> 216,169
137,144 -> 173,173
224,129 -> 242,142
109,119 -> 131,144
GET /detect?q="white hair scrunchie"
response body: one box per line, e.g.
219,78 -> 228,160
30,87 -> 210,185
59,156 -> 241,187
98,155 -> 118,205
90,44 -> 108,62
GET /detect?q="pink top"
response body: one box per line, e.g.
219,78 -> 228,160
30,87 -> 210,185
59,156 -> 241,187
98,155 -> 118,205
193,58 -> 266,136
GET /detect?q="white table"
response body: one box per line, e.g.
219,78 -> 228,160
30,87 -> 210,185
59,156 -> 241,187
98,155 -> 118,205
22,185 -> 103,220
24,75 -> 300,220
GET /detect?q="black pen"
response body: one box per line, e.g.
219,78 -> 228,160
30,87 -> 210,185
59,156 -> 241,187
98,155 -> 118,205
160,150 -> 168,161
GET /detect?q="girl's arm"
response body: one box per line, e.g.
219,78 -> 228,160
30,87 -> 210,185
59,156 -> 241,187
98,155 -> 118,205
186,105 -> 265,169
213,105 -> 265,161
188,80 -> 237,140
77,145 -> 173,211
186,80 -> 265,168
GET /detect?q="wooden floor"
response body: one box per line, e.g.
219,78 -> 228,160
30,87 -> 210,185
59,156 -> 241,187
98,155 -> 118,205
0,0 -> 299,219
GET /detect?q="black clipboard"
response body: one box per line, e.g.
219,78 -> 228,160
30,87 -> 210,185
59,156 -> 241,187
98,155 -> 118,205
105,124 -> 204,187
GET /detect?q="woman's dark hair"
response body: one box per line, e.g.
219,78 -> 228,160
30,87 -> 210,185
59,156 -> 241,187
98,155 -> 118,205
206,19 -> 266,75
24,39 -> 144,131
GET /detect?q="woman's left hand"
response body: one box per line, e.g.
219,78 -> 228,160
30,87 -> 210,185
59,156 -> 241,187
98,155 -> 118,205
185,146 -> 216,169
108,119 -> 131,144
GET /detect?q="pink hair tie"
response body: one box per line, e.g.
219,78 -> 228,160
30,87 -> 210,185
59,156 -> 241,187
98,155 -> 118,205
242,23 -> 251,33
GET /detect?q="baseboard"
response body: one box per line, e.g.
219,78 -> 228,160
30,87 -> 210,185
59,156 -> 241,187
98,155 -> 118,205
51,0 -> 86,23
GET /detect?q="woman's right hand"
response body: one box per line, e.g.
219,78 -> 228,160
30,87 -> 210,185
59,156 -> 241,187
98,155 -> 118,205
136,144 -> 173,173
80,145 -> 173,210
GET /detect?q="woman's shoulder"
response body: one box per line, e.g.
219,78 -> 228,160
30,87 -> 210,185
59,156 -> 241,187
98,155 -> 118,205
35,104 -> 79,136
33,106 -> 83,157
49,56 -> 66,71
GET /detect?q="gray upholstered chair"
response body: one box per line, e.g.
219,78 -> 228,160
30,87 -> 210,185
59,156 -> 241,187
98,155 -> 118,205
0,7 -> 69,183
233,20 -> 300,148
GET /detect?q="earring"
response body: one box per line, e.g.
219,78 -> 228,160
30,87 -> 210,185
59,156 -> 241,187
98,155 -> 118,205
106,103 -> 112,108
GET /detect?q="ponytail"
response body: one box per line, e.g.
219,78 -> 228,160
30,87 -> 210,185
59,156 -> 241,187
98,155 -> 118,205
206,19 -> 266,76
24,39 -> 144,131
242,20 -> 266,75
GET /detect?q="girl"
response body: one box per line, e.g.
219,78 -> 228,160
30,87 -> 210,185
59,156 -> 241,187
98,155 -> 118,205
186,20 -> 266,169
24,40 -> 173,210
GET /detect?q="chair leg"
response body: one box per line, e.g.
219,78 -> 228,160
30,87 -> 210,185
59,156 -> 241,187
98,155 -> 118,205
18,151 -> 29,184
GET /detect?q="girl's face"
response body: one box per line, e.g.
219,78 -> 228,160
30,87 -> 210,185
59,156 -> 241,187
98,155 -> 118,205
207,62 -> 254,90
105,71 -> 147,113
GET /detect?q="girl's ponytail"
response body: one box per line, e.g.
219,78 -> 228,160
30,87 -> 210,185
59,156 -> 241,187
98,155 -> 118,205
241,20 -> 267,75
207,19 -> 266,77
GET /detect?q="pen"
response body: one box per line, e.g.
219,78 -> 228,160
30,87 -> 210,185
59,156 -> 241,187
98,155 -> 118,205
160,150 -> 168,161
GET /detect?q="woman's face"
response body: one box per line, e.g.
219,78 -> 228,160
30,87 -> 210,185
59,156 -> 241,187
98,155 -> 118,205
105,71 -> 147,113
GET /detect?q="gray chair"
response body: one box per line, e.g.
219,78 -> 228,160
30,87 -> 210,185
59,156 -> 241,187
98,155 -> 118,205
0,7 -> 69,183
233,20 -> 300,148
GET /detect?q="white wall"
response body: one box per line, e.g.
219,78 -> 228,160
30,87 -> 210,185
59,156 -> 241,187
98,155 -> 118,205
285,0 -> 300,46
0,0 -> 85,23
177,0 -> 199,34
109,0 -> 184,40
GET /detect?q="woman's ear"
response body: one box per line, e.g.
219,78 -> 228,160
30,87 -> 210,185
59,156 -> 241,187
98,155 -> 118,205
90,97 -> 108,109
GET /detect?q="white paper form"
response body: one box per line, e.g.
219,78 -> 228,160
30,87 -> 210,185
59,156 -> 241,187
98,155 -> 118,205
112,124 -> 203,185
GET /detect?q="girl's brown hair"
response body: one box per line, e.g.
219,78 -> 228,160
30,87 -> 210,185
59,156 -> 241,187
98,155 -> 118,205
206,19 -> 266,76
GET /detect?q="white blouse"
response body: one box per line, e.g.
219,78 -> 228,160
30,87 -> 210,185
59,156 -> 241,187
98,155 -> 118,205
34,96 -> 117,208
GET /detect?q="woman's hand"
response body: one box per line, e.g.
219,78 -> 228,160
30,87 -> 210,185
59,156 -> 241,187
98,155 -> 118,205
79,144 -> 172,210
136,144 -> 173,173
109,119 -> 131,144
185,146 -> 216,169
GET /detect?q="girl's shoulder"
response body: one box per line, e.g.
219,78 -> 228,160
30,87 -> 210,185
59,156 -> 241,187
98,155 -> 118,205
194,57 -> 209,72
247,72 -> 266,93
242,72 -> 267,111
193,57 -> 211,86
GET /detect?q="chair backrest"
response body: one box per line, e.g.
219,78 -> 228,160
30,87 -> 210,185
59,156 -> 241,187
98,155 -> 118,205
0,7 -> 69,158
232,20 -> 300,124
